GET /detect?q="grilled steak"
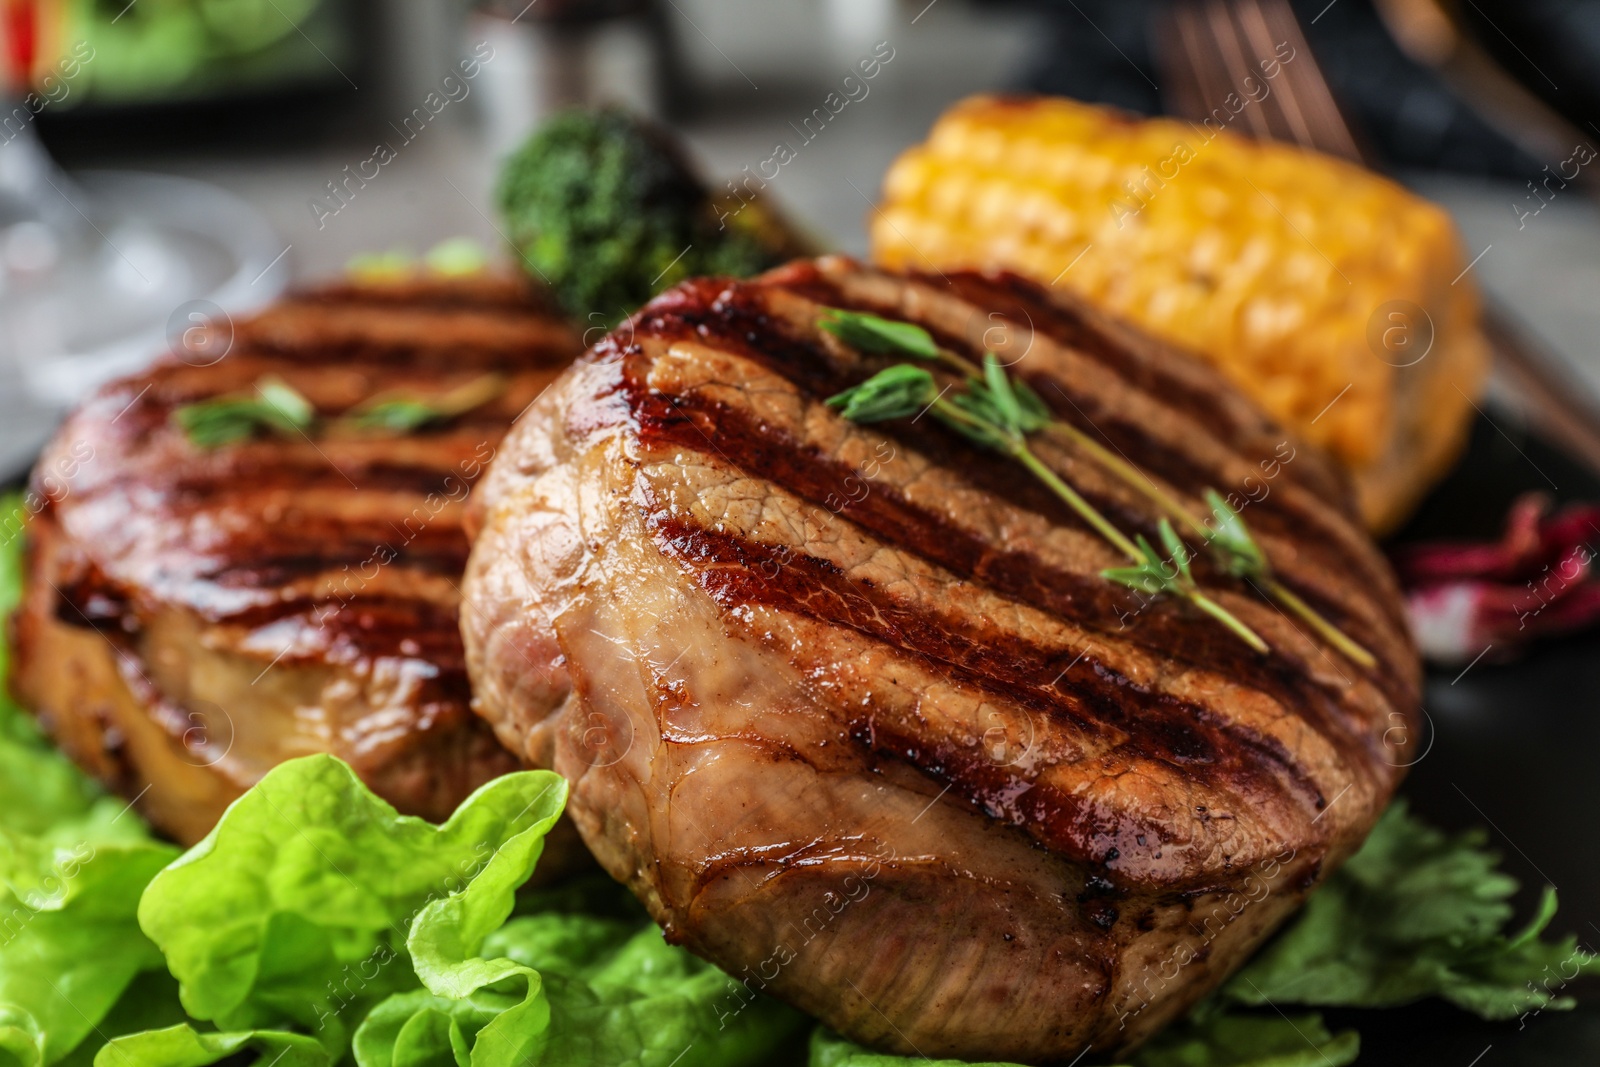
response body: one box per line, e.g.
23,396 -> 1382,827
10,272 -> 583,845
462,256 -> 1421,1061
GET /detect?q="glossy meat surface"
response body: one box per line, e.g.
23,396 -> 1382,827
11,273 -> 583,844
462,257 -> 1421,1060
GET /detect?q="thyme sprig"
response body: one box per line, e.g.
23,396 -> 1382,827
173,376 -> 315,449
175,374 -> 507,449
1204,490 -> 1376,667
345,374 -> 506,435
819,308 -> 1375,666
826,360 -> 1267,652
1103,518 -> 1273,653
819,307 -> 943,361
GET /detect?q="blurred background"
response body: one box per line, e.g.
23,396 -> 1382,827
3,0 -> 1600,475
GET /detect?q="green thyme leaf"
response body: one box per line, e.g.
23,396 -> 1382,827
939,384 -> 1011,446
173,378 -> 315,450
255,377 -> 315,433
424,237 -> 489,278
978,354 -> 1051,435
344,374 -> 506,437
1102,535 -> 1174,596
1204,488 -> 1268,579
346,249 -> 415,283
936,400 -> 1014,450
1011,373 -> 1053,431
825,365 -> 938,423
982,354 -> 1025,432
1203,488 -> 1372,664
351,400 -> 440,434
1158,518 -> 1193,584
1101,565 -> 1168,595
174,400 -> 272,449
818,309 -> 941,361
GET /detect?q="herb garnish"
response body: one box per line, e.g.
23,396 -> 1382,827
1102,518 -> 1273,652
827,358 -> 1268,652
345,374 -> 506,435
172,376 -> 315,449
819,308 -> 1375,665
819,307 -> 943,361
1202,490 -> 1375,666
176,374 -> 507,448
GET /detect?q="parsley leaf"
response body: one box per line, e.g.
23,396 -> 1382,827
1223,800 -> 1600,1019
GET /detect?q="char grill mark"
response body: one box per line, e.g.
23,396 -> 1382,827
764,264 -> 1395,607
776,263 -> 1250,444
627,385 -> 1385,719
234,298 -> 578,371
14,272 -> 585,841
55,478 -> 478,624
609,299 -> 1411,718
648,514 -> 1328,861
776,267 -> 1388,593
144,450 -> 502,503
201,537 -> 468,593
610,271 -> 1403,650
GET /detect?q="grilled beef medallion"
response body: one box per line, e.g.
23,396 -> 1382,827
11,272 -> 584,845
461,256 -> 1421,1061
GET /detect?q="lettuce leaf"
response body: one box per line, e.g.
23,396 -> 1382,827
351,990 -> 506,1067
1126,1012 -> 1358,1067
95,1026 -> 330,1067
483,918 -> 803,1065
1223,800 -> 1600,1019
807,1010 -> 1359,1067
136,756 -> 568,1053
365,782 -> 803,1067
0,827 -> 178,1067
0,495 -> 183,1067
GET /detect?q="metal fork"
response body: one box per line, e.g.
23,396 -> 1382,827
1152,0 -> 1600,482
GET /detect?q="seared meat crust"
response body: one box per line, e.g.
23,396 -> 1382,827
464,257 -> 1421,1061
11,273 -> 583,844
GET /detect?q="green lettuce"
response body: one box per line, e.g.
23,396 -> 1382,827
96,1026 -> 330,1067
129,753 -> 799,1067
136,756 -> 569,1054
362,768 -> 802,1067
809,1010 -> 1359,1067
0,495 -> 182,1067
475,917 -> 802,1065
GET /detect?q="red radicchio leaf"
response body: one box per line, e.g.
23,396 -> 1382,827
1390,493 -> 1600,664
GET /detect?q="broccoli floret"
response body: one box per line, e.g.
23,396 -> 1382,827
495,109 -> 809,327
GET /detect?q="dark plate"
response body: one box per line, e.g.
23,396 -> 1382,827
1345,408 -> 1600,1064
5,405 -> 1598,1065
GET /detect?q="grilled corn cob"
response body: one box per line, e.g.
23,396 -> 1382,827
871,94 -> 1489,532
